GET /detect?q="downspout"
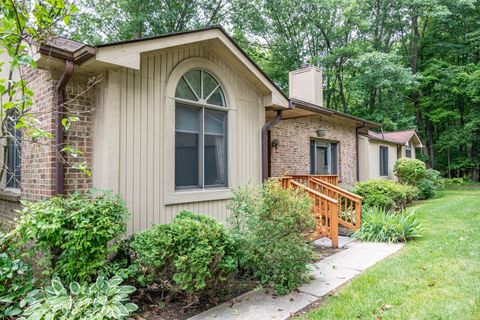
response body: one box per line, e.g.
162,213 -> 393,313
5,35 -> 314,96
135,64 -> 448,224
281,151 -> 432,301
262,109 -> 283,181
355,123 -> 367,182
55,60 -> 74,195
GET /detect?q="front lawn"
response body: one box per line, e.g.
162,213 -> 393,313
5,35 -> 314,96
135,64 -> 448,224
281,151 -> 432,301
302,187 -> 480,320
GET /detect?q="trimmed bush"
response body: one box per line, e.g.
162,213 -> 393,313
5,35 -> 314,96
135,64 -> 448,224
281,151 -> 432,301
228,180 -> 316,295
352,179 -> 418,210
16,191 -> 129,283
353,207 -> 421,243
130,211 -> 237,302
393,158 -> 426,185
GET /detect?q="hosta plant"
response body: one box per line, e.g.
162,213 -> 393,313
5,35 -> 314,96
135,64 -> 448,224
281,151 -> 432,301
353,207 -> 421,243
20,276 -> 137,320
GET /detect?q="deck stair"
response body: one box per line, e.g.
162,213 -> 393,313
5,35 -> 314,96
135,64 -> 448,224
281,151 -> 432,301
278,175 -> 362,248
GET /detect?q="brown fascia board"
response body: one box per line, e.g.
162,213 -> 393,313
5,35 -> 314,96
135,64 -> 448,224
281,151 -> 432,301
290,98 -> 380,128
96,25 -> 290,103
39,43 -> 96,65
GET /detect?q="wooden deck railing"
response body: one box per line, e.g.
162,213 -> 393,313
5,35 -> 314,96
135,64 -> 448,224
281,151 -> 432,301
287,174 -> 339,186
308,177 -> 362,231
284,175 -> 362,231
279,177 -> 339,248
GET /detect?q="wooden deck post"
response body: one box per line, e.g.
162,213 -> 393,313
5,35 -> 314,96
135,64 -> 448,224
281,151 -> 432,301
331,203 -> 339,248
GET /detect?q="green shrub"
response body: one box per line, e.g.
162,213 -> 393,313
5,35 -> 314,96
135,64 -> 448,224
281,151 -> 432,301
228,180 -> 316,295
20,276 -> 137,320
438,177 -> 467,188
352,179 -> 418,210
393,158 -> 427,185
16,191 -> 129,283
415,169 -> 441,199
130,211 -> 237,302
0,231 -> 37,319
353,207 -> 421,243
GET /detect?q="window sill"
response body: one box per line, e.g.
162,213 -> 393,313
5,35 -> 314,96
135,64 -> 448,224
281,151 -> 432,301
0,189 -> 21,202
165,188 -> 232,205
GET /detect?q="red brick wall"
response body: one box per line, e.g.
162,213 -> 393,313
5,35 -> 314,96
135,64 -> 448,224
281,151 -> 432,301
1,67 -> 94,207
63,83 -> 94,193
270,115 -> 358,188
20,67 -> 57,201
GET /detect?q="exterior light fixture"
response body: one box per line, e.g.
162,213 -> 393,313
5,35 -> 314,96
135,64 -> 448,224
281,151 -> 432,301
271,138 -> 279,149
316,128 -> 328,137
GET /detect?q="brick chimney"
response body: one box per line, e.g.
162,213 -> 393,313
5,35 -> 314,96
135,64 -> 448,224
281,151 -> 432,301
288,65 -> 323,107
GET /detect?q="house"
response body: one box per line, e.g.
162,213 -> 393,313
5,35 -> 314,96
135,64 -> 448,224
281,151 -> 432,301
0,27 -> 291,232
0,26 -> 411,238
358,129 -> 423,181
268,66 -> 379,189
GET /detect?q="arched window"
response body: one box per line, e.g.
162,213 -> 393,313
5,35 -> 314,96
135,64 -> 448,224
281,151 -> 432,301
174,70 -> 227,189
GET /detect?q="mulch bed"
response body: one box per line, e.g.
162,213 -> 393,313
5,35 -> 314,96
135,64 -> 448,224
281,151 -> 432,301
133,243 -> 346,319
132,277 -> 258,320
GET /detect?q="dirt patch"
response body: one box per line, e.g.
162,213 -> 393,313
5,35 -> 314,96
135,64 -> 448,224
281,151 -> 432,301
133,277 -> 258,320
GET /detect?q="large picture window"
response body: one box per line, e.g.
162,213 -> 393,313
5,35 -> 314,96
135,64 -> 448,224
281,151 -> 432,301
379,146 -> 389,176
175,69 -> 227,189
310,139 -> 338,175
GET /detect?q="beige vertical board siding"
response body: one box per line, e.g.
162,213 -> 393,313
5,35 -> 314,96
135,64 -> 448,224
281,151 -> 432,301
103,44 -> 264,233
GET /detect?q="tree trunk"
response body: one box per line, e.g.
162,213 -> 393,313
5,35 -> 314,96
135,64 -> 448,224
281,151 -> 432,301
472,142 -> 479,182
427,120 -> 435,168
447,147 -> 451,178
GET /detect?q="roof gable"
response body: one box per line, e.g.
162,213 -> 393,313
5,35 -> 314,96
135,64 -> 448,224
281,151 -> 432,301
93,27 -> 289,108
368,130 -> 423,147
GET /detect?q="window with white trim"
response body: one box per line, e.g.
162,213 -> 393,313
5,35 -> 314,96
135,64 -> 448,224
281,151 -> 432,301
405,141 -> 412,158
174,69 -> 227,189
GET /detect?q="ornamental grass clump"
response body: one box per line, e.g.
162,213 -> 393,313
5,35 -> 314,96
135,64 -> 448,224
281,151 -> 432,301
228,180 -> 317,295
353,207 -> 421,243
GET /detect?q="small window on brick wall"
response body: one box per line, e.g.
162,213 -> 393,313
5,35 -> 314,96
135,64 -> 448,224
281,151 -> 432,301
5,120 -> 21,189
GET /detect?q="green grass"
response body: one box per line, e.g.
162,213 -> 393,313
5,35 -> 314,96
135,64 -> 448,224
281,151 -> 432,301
303,187 -> 480,320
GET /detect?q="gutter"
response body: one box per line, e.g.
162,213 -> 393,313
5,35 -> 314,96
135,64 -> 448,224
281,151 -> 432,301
355,123 -> 368,182
55,60 -> 74,195
262,109 -> 284,181
42,43 -> 97,195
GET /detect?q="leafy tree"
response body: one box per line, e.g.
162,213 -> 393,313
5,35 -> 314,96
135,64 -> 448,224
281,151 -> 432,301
64,0 -> 231,44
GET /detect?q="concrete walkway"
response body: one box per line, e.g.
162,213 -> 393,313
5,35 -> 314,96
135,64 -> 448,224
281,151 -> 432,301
189,241 -> 403,320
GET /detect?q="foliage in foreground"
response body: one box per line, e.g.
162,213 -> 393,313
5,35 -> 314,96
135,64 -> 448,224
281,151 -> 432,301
353,207 -> 421,243
228,180 -> 316,295
20,276 -> 137,320
0,232 -> 36,319
16,191 -> 129,283
352,179 -> 418,210
130,211 -> 237,302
